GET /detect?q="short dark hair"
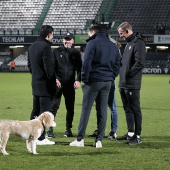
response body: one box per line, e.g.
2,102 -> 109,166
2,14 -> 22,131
88,24 -> 102,33
39,25 -> 54,38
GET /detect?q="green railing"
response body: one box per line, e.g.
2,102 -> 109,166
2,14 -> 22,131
84,0 -> 117,30
33,0 -> 53,35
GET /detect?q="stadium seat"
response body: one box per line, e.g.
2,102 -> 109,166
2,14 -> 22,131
109,0 -> 170,34
43,0 -> 103,30
0,0 -> 45,31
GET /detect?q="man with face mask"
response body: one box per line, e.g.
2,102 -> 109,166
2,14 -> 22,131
47,32 -> 82,138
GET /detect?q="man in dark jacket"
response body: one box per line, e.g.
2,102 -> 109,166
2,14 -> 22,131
117,22 -> 146,144
47,33 -> 82,138
69,25 -> 120,148
28,25 -> 56,145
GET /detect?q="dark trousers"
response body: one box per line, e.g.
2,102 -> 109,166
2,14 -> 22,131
119,88 -> 142,136
50,82 -> 75,130
30,95 -> 52,140
77,81 -> 111,142
96,82 -> 115,130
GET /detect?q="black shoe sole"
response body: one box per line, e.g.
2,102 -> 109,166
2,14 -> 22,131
108,137 -> 116,140
129,141 -> 142,145
116,138 -> 128,141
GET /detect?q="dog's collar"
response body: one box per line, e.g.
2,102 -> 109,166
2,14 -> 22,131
36,118 -> 46,130
42,122 -> 45,130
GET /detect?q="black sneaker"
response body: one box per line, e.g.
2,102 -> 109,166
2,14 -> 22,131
116,133 -> 133,141
64,129 -> 73,137
108,131 -> 117,140
88,129 -> 98,137
128,136 -> 142,145
46,127 -> 56,138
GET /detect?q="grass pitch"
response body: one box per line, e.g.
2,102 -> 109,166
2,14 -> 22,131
0,73 -> 170,170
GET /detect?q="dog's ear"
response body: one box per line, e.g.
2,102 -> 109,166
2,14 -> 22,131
38,113 -> 44,123
42,113 -> 48,127
41,112 -> 56,128
42,112 -> 53,128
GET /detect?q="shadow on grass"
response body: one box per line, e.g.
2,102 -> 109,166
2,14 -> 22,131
52,135 -> 170,148
139,135 -> 170,149
113,135 -> 170,149
5,135 -> 170,157
47,150 -> 121,156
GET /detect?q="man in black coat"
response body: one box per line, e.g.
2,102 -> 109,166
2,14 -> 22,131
117,22 -> 146,145
28,25 -> 56,145
47,33 -> 82,138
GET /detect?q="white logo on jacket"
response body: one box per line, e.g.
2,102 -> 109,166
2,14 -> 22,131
60,55 -> 62,58
129,46 -> 131,50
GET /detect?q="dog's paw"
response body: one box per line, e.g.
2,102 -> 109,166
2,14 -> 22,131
3,152 -> 10,156
32,152 -> 38,155
27,149 -> 32,153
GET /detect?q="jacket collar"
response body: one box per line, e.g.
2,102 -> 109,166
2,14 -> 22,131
126,33 -> 145,43
126,33 -> 135,42
86,33 -> 97,42
86,32 -> 108,42
37,36 -> 53,45
58,45 -> 74,52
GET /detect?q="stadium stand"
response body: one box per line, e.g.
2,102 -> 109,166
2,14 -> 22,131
0,0 -> 46,34
0,0 -> 170,35
146,52 -> 170,68
0,0 -> 170,74
43,0 -> 103,34
5,52 -> 29,72
108,0 -> 170,34
8,52 -> 28,67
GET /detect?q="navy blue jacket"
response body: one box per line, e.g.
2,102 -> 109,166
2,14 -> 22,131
119,33 -> 146,89
81,32 -> 120,83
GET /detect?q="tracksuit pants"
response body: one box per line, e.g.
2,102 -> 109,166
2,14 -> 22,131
119,88 -> 142,136
50,82 -> 75,130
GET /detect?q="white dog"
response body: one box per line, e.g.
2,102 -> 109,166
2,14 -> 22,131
0,111 -> 56,155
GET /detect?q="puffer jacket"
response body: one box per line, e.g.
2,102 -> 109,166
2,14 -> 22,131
119,33 -> 146,89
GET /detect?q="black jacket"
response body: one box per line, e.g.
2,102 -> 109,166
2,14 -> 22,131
119,33 -> 146,89
28,36 -> 56,96
53,45 -> 82,84
82,32 -> 120,83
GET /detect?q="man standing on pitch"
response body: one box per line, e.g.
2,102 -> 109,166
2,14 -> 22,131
28,25 -> 56,145
47,32 -> 82,138
69,25 -> 120,148
117,22 -> 146,145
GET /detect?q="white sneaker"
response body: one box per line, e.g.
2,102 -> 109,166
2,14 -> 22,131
108,132 -> 117,140
114,133 -> 118,139
69,139 -> 84,147
95,141 -> 102,148
36,138 -> 55,145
